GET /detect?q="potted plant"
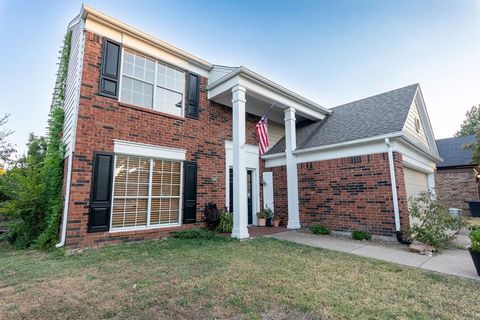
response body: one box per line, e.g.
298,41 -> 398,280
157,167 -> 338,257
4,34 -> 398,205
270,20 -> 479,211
264,207 -> 274,227
469,228 -> 480,276
257,211 -> 266,226
273,214 -> 281,227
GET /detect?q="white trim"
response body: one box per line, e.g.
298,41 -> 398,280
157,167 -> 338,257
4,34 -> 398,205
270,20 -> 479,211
113,140 -> 186,160
385,138 -> 401,232
108,222 -> 181,233
207,67 -> 330,120
224,140 -> 260,225
82,4 -> 213,70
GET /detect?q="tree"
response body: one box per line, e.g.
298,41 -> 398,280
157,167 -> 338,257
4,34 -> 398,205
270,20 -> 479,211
455,105 -> 480,137
0,114 -> 16,166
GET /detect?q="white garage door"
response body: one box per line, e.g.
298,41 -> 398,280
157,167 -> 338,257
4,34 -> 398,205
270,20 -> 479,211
404,167 -> 429,226
404,167 -> 429,201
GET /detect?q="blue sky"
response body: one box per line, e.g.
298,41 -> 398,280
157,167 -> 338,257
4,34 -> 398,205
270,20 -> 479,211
1,0 -> 479,155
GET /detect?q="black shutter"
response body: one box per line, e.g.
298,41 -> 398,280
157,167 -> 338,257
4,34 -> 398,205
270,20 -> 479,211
186,73 -> 199,118
88,152 -> 114,232
183,161 -> 197,223
99,38 -> 121,99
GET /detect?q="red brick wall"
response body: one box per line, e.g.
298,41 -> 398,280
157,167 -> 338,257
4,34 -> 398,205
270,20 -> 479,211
64,31 -> 261,249
436,166 -> 479,215
268,152 -> 410,237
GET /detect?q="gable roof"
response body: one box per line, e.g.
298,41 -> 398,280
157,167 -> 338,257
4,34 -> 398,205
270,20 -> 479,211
436,135 -> 477,168
268,84 -> 419,154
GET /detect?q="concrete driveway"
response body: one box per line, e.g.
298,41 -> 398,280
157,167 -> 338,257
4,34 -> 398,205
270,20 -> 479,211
268,231 -> 479,280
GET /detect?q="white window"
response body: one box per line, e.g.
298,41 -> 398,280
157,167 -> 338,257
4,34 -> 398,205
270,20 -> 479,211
111,154 -> 182,230
120,50 -> 185,117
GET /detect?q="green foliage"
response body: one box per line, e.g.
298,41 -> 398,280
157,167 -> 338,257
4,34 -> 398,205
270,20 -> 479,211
257,211 -> 266,219
409,191 -> 466,249
0,114 -> 16,166
0,135 -> 48,248
455,105 -> 480,137
264,206 -> 274,219
352,230 -> 372,241
309,224 -> 330,235
470,229 -> 480,253
171,228 -> 217,240
216,212 -> 233,233
0,31 -> 71,249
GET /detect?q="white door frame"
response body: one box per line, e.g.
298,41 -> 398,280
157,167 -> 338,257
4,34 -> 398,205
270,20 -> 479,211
225,141 -> 260,225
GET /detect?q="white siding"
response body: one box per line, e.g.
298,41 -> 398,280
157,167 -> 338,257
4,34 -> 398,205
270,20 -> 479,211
63,18 -> 85,155
403,102 -> 429,150
268,121 -> 285,149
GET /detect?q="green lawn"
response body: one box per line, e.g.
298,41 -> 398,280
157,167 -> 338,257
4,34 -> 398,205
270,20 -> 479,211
0,237 -> 479,320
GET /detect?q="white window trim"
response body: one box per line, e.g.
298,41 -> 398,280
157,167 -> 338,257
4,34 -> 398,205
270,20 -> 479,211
114,140 -> 186,161
109,141 -> 185,232
119,47 -> 186,117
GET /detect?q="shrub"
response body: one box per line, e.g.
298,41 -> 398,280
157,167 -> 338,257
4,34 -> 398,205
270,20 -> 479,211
470,228 -> 480,253
409,191 -> 466,249
216,212 -> 233,233
309,224 -> 330,235
171,228 -> 216,240
257,211 -> 266,219
352,230 -> 372,241
264,206 -> 274,219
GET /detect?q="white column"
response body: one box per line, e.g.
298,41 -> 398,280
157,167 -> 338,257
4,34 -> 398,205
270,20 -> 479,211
284,107 -> 300,229
231,85 -> 249,239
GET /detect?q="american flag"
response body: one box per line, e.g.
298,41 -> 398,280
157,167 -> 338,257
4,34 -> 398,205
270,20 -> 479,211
256,116 -> 269,155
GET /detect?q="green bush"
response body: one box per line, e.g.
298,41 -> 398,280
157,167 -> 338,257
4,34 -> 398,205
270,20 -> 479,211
216,212 -> 233,233
171,228 -> 216,240
309,224 -> 330,235
409,191 -> 466,249
470,228 -> 480,253
352,230 -> 372,241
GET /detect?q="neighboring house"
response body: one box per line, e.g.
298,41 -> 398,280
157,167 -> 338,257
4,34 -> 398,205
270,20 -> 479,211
436,135 -> 479,215
57,5 -> 440,249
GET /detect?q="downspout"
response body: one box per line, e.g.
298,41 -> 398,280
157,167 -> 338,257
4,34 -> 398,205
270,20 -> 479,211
385,138 -> 402,236
56,150 -> 73,248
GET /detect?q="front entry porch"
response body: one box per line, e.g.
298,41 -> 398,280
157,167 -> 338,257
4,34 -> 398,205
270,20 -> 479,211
207,66 -> 330,239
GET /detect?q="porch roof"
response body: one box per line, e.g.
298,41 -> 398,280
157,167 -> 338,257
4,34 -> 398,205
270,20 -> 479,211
206,66 -> 331,121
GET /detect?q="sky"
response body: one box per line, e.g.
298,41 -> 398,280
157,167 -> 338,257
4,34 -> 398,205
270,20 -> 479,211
0,0 -> 479,155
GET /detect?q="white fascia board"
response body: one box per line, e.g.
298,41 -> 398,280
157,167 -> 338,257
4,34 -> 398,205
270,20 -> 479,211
393,139 -> 436,173
114,140 -> 186,161
263,132 -> 403,168
81,4 -> 212,74
294,132 -> 404,155
207,66 -> 330,119
410,87 -> 440,156
399,135 -> 442,163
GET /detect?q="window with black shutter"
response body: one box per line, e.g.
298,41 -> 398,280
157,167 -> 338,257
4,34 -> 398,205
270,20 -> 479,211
183,161 -> 197,223
88,152 -> 114,232
99,38 -> 121,99
186,73 -> 199,118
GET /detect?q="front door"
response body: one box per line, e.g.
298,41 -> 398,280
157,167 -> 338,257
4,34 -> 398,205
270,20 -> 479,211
229,168 -> 253,225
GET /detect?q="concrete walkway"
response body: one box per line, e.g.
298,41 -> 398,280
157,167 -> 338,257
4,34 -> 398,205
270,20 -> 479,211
267,231 -> 479,280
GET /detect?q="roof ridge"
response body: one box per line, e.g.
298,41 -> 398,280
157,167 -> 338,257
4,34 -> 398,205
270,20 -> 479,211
436,134 -> 476,142
331,83 -> 419,110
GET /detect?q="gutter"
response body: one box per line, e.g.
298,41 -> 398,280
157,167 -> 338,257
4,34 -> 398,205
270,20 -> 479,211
385,138 -> 401,233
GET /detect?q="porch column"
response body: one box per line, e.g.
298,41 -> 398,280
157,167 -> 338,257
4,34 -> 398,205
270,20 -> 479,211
284,107 -> 300,229
231,85 -> 249,239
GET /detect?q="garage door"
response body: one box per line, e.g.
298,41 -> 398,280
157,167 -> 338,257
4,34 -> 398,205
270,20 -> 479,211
404,167 -> 429,226
404,167 -> 429,201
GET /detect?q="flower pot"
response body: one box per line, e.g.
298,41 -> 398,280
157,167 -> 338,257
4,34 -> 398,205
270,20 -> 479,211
266,218 -> 272,227
273,219 -> 280,227
258,218 -> 266,226
469,249 -> 480,276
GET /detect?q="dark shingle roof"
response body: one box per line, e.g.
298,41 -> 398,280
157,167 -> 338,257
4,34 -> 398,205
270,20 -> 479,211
268,84 -> 419,154
436,135 -> 477,168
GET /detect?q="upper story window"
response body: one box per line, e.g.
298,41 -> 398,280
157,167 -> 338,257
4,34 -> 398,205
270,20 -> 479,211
120,50 -> 185,117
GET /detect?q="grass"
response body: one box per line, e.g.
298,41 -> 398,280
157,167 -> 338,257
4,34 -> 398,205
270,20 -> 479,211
0,237 -> 479,320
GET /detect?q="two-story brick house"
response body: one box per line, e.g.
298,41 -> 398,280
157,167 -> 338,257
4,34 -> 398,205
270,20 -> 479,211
57,5 -> 441,249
